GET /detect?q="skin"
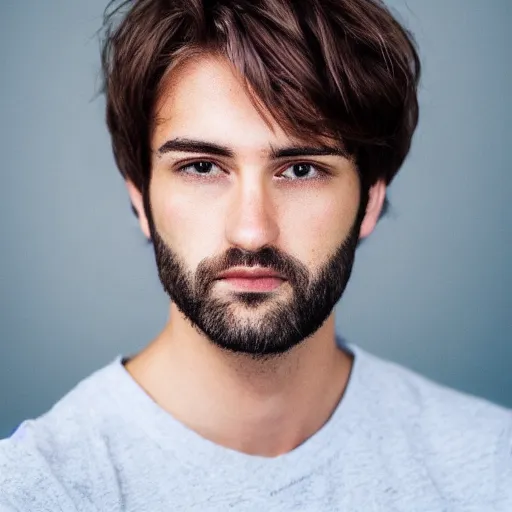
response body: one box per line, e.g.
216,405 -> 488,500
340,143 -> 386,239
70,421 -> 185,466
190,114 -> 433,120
125,54 -> 386,457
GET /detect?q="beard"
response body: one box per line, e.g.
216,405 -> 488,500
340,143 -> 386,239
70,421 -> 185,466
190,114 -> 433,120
146,204 -> 362,359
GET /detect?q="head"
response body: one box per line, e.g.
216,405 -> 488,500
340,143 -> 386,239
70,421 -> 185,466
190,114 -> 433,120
101,0 -> 420,358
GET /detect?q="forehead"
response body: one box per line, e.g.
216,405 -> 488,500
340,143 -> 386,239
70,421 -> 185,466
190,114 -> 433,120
151,54 -> 331,156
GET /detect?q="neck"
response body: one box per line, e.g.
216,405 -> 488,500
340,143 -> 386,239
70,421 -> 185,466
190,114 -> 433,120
125,304 -> 353,457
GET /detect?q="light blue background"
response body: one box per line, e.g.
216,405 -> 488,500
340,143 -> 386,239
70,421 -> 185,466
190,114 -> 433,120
0,0 -> 511,438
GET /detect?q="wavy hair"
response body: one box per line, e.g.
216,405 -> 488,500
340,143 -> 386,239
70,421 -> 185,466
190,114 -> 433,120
101,0 -> 420,217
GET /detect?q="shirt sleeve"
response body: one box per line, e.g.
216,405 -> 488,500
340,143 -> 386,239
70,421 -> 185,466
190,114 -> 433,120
495,413 -> 512,508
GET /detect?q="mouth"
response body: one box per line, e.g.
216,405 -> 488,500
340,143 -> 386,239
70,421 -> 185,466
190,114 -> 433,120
215,267 -> 287,292
218,276 -> 285,292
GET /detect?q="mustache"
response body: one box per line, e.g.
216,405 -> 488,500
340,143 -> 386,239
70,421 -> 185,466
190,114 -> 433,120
195,246 -> 310,292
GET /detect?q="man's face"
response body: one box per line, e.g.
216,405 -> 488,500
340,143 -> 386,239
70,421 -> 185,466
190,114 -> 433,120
144,55 -> 365,358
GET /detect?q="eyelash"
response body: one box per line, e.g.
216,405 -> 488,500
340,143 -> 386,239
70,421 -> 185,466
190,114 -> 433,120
175,160 -> 329,181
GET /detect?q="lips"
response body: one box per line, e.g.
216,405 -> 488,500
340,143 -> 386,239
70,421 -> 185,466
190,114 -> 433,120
215,267 -> 286,280
214,268 -> 286,292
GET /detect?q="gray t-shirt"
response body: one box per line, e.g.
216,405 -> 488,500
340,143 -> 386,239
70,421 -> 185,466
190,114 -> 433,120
1,340 -> 511,511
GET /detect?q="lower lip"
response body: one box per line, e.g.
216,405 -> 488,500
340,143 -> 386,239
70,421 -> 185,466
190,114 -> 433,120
219,277 -> 285,292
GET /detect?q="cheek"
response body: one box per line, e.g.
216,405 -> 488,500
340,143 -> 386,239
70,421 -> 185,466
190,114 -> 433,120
280,185 -> 360,266
150,175 -> 225,266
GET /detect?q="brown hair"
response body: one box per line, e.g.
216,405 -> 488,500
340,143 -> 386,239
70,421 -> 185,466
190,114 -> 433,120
101,0 -> 420,217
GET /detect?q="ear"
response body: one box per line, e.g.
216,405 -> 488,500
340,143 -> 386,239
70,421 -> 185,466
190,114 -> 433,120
359,179 -> 387,240
125,180 -> 151,240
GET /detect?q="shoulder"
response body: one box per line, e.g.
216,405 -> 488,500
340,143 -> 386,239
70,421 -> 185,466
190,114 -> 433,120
349,344 -> 512,505
351,344 -> 511,422
0,360 -> 123,511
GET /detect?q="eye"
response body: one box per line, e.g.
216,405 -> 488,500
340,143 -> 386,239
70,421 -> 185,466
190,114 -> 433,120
280,163 -> 322,180
177,161 -> 222,176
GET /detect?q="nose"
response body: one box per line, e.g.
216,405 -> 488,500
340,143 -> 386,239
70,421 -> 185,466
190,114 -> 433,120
224,174 -> 280,252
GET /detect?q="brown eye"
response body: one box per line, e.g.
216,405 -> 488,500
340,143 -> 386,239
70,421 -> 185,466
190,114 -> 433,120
293,164 -> 311,177
178,161 -> 219,175
192,161 -> 213,173
281,163 -> 320,180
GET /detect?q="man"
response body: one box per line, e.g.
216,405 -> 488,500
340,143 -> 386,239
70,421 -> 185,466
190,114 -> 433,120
0,0 -> 510,510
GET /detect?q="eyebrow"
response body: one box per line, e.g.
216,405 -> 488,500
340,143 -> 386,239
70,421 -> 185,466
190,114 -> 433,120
157,138 -> 349,159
